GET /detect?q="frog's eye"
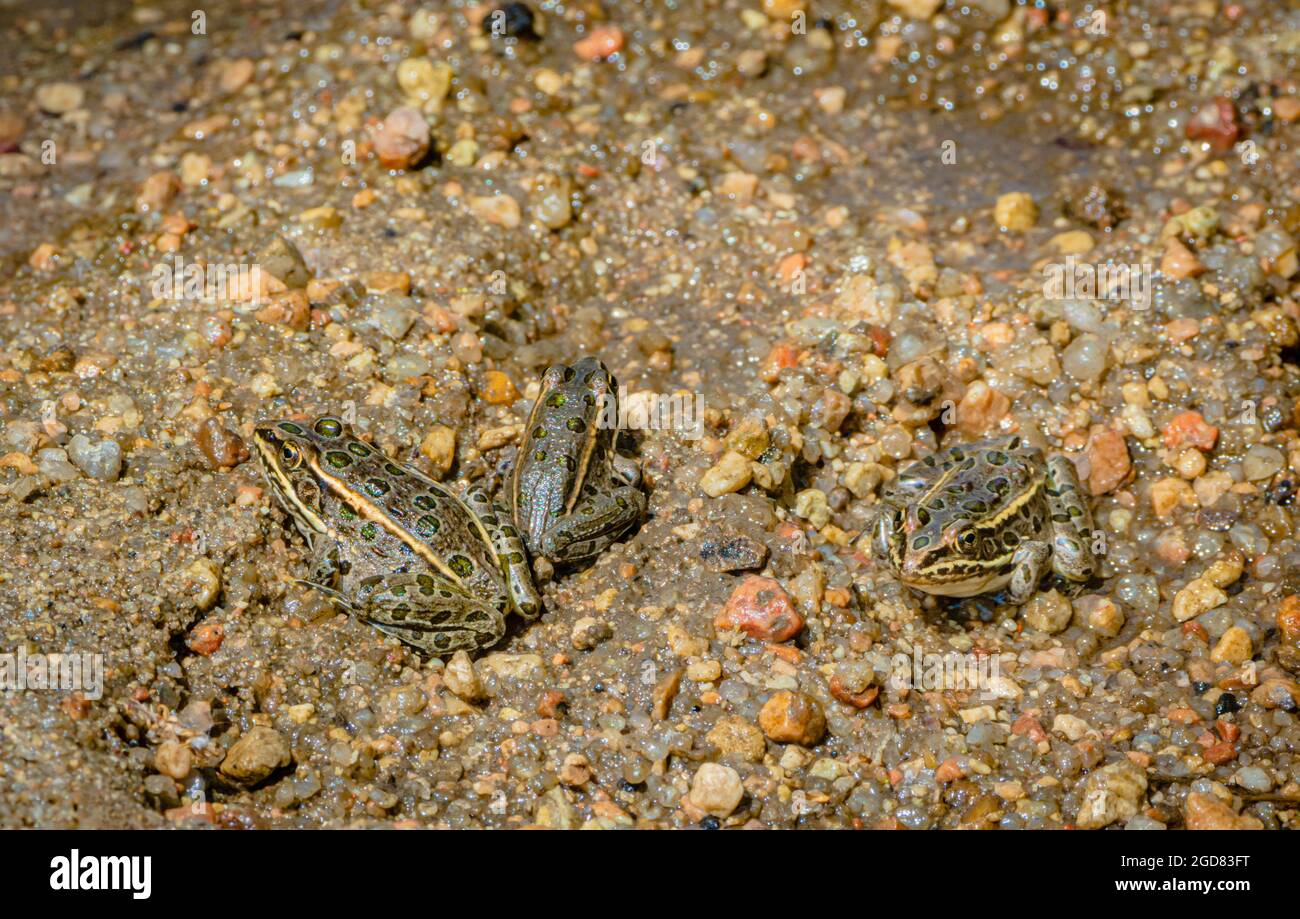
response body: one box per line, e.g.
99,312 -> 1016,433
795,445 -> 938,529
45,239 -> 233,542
959,530 -> 977,549
281,443 -> 302,468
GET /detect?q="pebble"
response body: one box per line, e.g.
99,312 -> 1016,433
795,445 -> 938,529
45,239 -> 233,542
480,370 -> 519,404
1233,767 -> 1273,793
1210,626 -> 1252,665
1183,791 -> 1262,830
714,576 -> 803,643
1085,428 -> 1130,495
573,26 -> 624,61
258,235 -> 312,291
219,58 -> 255,94
707,716 -> 767,762
1022,589 -> 1072,634
37,447 -> 81,483
66,434 -> 123,481
219,726 -> 291,785
196,417 -> 248,468
1061,333 -> 1107,382
1163,411 -> 1218,451
700,451 -> 752,497
698,535 -> 767,572
994,192 -> 1037,231
571,617 -> 612,651
1242,445 -> 1284,481
758,690 -> 826,746
397,59 -> 452,104
371,107 -> 430,170
1075,594 -> 1124,637
419,425 -> 457,479
1075,760 -> 1147,829
181,558 -> 223,612
136,171 -> 180,213
35,82 -> 84,115
444,650 -> 487,702
153,741 -> 192,780
688,763 -> 744,818
1172,577 -> 1228,622
469,194 -> 522,229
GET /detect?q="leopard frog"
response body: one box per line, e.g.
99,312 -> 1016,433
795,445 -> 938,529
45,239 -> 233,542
873,435 -> 1096,601
253,416 -> 542,656
511,357 -> 646,563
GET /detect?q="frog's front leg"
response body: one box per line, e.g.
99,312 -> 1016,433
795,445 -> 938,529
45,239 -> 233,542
356,573 -> 506,656
1044,455 -> 1096,583
1007,540 -> 1052,603
461,486 -> 543,620
538,486 -> 646,563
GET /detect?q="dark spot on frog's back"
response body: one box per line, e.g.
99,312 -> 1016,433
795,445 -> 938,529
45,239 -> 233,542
326,451 -> 352,469
278,422 -> 304,435
314,417 -> 343,438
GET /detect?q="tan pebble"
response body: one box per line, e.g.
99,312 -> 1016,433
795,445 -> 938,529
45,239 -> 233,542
1172,447 -> 1207,479
715,170 -> 759,203
994,192 -> 1037,231
686,659 -> 723,682
1202,555 -> 1244,589
220,58 -> 255,94
700,451 -> 752,496
688,763 -> 744,817
706,716 -> 767,763
758,690 -> 825,746
886,0 -> 943,18
559,754 -> 592,787
154,741 -> 193,780
36,82 -> 84,115
444,650 -> 487,703
1172,577 -> 1228,622
469,194 -> 522,229
370,107 -> 430,170
137,171 -> 180,213
397,59 -> 452,103
1161,237 -> 1204,279
1150,477 -> 1195,516
419,425 -> 457,479
1075,760 -> 1147,829
1022,589 -> 1072,634
28,242 -> 60,271
219,726 -> 291,785
1075,594 -> 1124,637
814,87 -> 845,115
1210,626 -> 1252,665
1050,230 -> 1094,254
364,271 -> 411,295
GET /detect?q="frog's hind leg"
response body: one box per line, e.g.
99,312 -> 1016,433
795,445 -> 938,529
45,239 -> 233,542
356,573 -> 506,656
461,486 -> 544,620
539,486 -> 646,563
1044,455 -> 1096,584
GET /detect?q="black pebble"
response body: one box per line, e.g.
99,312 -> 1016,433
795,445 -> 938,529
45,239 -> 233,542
482,3 -> 539,41
699,815 -> 721,830
1216,692 -> 1241,716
